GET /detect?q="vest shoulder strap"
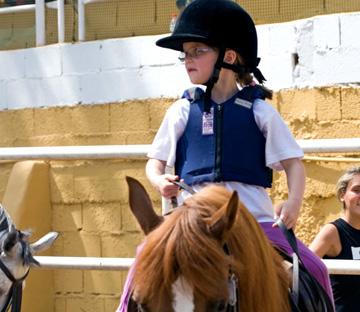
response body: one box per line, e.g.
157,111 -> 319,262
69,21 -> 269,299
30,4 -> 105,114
239,85 -> 266,102
181,87 -> 205,103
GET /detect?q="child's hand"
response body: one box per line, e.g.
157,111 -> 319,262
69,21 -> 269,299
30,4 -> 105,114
273,198 -> 301,229
155,174 -> 180,198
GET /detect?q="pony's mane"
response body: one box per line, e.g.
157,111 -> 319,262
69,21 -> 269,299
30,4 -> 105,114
132,185 -> 289,311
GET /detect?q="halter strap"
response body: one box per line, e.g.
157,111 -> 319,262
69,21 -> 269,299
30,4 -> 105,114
0,239 -> 30,312
0,258 -> 29,312
0,213 -> 9,233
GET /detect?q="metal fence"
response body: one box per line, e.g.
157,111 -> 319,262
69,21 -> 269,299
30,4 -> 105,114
1,138 -> 360,274
32,256 -> 360,275
1,0 -> 360,50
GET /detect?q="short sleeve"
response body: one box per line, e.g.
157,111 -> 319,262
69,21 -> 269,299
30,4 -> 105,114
253,99 -> 304,171
147,98 -> 190,167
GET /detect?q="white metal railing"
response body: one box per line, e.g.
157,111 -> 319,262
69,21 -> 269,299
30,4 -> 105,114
297,138 -> 360,153
32,256 -> 360,276
0,139 -> 358,275
34,256 -> 134,270
0,3 -> 35,13
35,0 -> 45,46
0,144 -> 149,160
0,138 -> 359,160
323,259 -> 360,275
0,0 -> 99,46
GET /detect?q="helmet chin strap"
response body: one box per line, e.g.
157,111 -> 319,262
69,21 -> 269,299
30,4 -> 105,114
221,58 -> 266,84
204,50 -> 266,113
204,47 -> 226,113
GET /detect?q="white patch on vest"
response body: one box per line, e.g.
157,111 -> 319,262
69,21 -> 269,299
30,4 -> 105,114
172,276 -> 194,312
202,108 -> 214,135
351,246 -> 360,259
234,98 -> 252,109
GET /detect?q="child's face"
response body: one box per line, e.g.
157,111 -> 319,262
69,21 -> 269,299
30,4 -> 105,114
182,42 -> 218,85
341,174 -> 360,216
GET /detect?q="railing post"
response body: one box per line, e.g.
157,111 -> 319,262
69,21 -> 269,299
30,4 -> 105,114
78,0 -> 85,41
35,0 -> 46,46
58,0 -> 65,43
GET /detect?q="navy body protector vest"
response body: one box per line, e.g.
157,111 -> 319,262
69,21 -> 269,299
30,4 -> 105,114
175,86 -> 273,188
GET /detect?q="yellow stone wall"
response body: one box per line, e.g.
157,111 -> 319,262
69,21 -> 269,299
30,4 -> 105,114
0,87 -> 359,311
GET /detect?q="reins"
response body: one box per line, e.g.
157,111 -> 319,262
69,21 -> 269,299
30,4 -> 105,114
169,180 -> 196,210
0,257 -> 29,312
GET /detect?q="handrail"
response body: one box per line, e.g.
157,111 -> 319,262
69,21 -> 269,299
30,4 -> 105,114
32,256 -> 360,275
0,3 -> 35,14
324,259 -> 360,275
0,140 -> 358,277
298,138 -> 360,153
0,144 -> 149,160
0,138 -> 359,160
34,256 -> 134,270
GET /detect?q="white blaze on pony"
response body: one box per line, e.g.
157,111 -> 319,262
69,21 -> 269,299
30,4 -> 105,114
125,176 -> 290,312
0,204 -> 58,312
172,276 -> 195,312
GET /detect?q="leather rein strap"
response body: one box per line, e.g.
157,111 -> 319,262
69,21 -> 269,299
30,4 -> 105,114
0,256 -> 29,312
169,180 -> 196,209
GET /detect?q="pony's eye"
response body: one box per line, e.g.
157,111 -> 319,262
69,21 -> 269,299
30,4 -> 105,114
210,300 -> 227,312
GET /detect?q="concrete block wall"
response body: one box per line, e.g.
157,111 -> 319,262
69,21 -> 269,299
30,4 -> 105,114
0,99 -> 171,311
0,10 -> 360,312
0,87 -> 359,311
268,87 -> 360,241
44,101 -> 168,311
2,12 -> 360,109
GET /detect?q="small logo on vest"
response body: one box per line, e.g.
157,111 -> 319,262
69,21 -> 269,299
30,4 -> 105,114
234,98 -> 252,109
351,246 -> 360,260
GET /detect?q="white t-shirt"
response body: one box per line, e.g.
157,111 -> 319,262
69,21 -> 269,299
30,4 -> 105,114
148,97 -> 304,222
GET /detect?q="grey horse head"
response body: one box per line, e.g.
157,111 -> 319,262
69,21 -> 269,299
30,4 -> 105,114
0,204 -> 58,312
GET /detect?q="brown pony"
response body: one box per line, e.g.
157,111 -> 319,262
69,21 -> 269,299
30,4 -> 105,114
126,177 -> 290,312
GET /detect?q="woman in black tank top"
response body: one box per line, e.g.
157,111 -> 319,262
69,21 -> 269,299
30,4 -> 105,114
310,166 -> 360,312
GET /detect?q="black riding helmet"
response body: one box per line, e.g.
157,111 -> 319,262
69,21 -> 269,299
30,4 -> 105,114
156,0 -> 266,84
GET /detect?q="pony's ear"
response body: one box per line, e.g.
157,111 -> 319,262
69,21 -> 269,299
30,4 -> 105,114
30,232 -> 59,254
208,191 -> 238,241
126,176 -> 163,235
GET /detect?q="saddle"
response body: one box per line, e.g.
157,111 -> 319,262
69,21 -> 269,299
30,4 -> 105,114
276,221 -> 334,312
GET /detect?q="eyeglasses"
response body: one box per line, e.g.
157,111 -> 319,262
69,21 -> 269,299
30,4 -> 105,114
178,47 -> 214,62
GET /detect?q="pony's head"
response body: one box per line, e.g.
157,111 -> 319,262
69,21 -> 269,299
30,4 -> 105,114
126,177 -> 290,312
0,204 -> 58,311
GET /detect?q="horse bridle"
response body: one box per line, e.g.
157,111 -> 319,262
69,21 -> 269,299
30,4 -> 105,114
0,257 -> 29,312
132,181 -> 239,312
0,216 -> 29,312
